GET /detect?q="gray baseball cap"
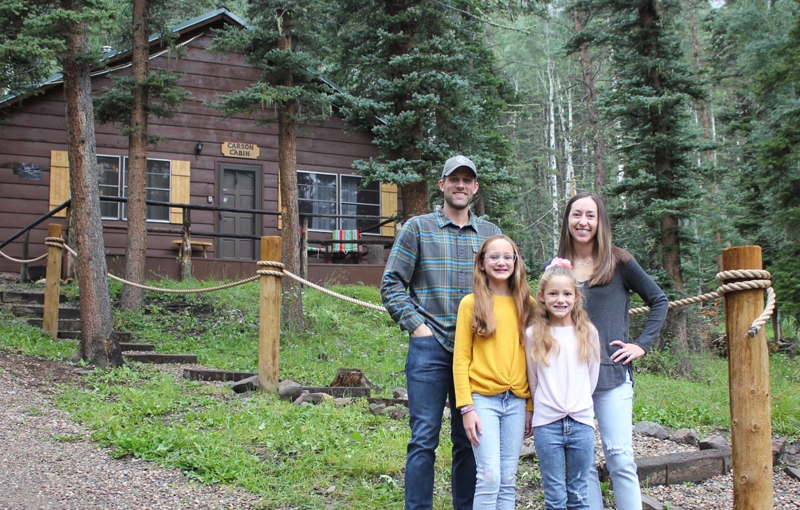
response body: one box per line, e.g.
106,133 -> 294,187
441,155 -> 478,179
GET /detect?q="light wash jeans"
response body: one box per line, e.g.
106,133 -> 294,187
470,391 -> 527,510
405,334 -> 475,510
587,376 -> 641,510
534,416 -> 595,510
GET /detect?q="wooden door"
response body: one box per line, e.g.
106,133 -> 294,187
220,164 -> 259,259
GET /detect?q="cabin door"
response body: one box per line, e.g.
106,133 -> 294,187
219,164 -> 260,260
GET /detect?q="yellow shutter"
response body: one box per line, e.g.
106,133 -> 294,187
380,182 -> 398,236
49,150 -> 70,218
277,171 -> 282,230
170,160 -> 191,224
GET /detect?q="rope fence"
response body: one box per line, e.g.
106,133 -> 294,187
3,235 -> 777,338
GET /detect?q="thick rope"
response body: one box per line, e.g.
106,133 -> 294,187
282,269 -> 388,313
629,269 -> 775,338
0,250 -> 48,264
106,273 -> 260,293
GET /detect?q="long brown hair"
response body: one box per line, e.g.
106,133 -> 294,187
557,192 -> 631,287
471,234 -> 535,344
528,264 -> 599,365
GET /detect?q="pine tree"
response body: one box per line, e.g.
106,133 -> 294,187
212,0 -> 336,329
333,0 -> 512,219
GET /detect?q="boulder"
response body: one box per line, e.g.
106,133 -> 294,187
773,437 -> 787,465
386,406 -> 409,420
279,379 -> 303,400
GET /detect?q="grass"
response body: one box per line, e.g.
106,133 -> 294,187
1,278 -> 800,508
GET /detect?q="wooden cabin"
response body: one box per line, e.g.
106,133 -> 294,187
0,9 -> 399,286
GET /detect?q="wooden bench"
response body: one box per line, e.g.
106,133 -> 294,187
171,239 -> 213,258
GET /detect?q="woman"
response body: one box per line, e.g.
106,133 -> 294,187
557,192 -> 668,510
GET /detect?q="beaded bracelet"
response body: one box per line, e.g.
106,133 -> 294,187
460,405 -> 475,415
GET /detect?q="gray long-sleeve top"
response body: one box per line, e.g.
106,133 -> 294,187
583,257 -> 668,391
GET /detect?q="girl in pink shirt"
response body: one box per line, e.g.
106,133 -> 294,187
526,258 -> 600,510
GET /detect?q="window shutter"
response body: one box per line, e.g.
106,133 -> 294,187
380,183 -> 398,237
170,160 -> 190,224
49,150 -> 70,218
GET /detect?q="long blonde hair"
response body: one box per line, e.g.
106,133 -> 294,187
557,192 -> 631,287
529,264 -> 599,365
471,234 -> 535,344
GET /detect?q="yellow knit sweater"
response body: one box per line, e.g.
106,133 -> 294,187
453,294 -> 532,410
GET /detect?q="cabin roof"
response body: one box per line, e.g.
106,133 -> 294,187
0,8 -> 248,108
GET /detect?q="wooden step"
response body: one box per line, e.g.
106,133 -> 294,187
28,318 -> 81,331
13,304 -> 80,319
1,291 -> 67,305
56,331 -> 133,341
120,343 -> 155,352
124,352 -> 197,364
183,368 -> 256,382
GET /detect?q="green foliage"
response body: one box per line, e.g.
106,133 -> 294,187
0,308 -> 78,359
332,0 -> 514,212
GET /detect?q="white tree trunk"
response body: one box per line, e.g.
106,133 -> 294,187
547,55 -> 558,256
557,77 -> 575,197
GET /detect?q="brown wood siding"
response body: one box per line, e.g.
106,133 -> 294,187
0,24 -> 392,285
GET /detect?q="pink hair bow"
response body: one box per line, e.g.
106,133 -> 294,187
545,257 -> 573,271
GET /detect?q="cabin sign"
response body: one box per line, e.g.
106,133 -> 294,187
221,141 -> 260,159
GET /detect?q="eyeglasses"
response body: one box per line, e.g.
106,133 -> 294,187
484,253 -> 517,263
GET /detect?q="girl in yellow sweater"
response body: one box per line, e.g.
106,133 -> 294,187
453,234 -> 536,509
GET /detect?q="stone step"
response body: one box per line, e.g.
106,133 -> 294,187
1,291 -> 67,305
28,318 -> 81,331
124,352 -> 197,364
12,304 -> 81,319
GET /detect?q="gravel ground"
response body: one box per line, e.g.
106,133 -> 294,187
0,354 -> 265,510
1,352 -> 799,510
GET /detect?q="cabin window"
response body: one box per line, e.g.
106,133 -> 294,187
98,155 -> 122,220
298,171 -> 337,231
340,175 -> 381,234
122,157 -> 171,222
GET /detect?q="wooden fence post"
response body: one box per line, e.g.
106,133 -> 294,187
42,223 -> 64,338
258,236 -> 282,392
722,245 -> 773,510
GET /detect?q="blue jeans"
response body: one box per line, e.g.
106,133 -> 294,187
587,378 -> 641,510
405,334 -> 475,510
534,417 -> 595,510
471,391 -> 526,510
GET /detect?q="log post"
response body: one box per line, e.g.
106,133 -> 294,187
180,207 -> 192,280
722,245 -> 773,510
258,236 -> 282,392
20,230 -> 30,283
42,224 -> 64,338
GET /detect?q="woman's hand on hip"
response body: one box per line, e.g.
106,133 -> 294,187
462,410 -> 482,446
610,341 -> 645,364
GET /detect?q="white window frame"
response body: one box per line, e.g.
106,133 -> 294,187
339,174 -> 381,236
97,154 -> 122,220
122,157 -> 171,223
298,170 -> 338,232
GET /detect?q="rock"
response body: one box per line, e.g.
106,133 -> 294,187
671,428 -> 699,447
231,375 -> 258,394
784,466 -> 800,481
442,406 -> 451,421
773,437 -> 787,465
386,406 -> 409,420
641,494 -> 664,510
392,388 -> 408,400
279,379 -> 303,401
699,435 -> 730,450
334,397 -> 351,408
519,445 -> 536,459
634,421 -> 670,440
369,403 -> 387,415
296,392 -> 332,405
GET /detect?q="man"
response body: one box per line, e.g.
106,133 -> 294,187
381,155 -> 501,510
